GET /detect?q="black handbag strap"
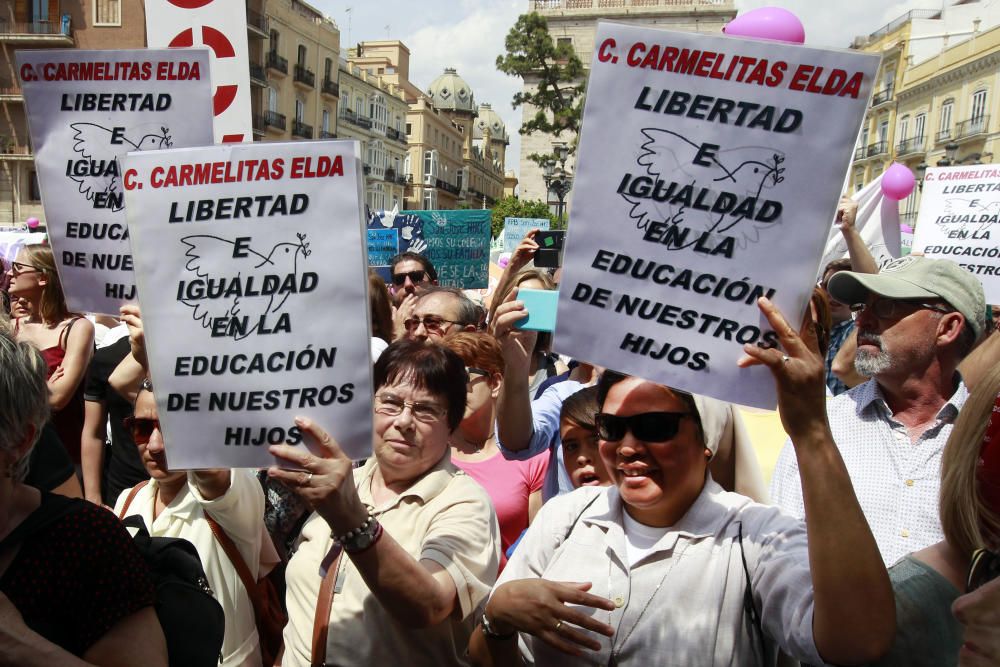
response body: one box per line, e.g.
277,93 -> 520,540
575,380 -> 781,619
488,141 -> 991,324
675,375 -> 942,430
738,521 -> 766,667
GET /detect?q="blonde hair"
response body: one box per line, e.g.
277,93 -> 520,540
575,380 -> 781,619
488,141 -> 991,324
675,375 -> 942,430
940,364 -> 1000,557
20,244 -> 71,325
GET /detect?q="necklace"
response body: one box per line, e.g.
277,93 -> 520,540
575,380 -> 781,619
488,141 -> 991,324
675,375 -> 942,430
608,538 -> 690,665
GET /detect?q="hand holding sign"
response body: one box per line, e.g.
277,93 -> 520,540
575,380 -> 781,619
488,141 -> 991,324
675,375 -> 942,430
491,287 -> 538,380
268,416 -> 368,535
120,303 -> 149,370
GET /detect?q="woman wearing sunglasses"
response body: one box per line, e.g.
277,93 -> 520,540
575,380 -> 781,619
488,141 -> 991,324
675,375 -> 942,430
114,379 -> 273,667
6,244 -> 94,465
271,339 -> 500,667
471,298 -> 895,666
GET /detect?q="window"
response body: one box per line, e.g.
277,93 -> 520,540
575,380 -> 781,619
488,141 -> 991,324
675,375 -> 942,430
322,109 -> 330,133
423,188 -> 436,210
557,37 -> 572,48
356,96 -> 364,118
295,98 -> 304,123
877,120 -> 888,145
267,87 -> 278,113
971,89 -> 987,131
403,154 -> 411,177
324,58 -> 333,82
406,123 -> 412,135
897,115 -> 909,141
914,113 -> 926,140
94,0 -> 121,26
860,127 -> 869,148
297,45 -> 307,67
939,100 -> 954,138
270,29 -> 279,52
28,171 -> 41,201
423,150 -> 437,183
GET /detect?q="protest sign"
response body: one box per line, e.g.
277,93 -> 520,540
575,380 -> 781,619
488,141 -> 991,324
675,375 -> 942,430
123,141 -> 372,469
0,228 -> 39,265
555,23 -> 879,409
912,164 -> 1000,303
18,49 -> 214,316
503,217 -> 550,252
146,0 -> 253,143
367,209 -> 491,288
819,174 -> 902,273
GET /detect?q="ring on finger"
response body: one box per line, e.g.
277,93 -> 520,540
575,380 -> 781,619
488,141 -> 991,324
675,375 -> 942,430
303,472 -> 313,486
781,355 -> 790,363
554,620 -> 563,632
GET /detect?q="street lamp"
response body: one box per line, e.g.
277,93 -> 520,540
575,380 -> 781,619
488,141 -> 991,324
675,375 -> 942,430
542,143 -> 573,224
915,162 -> 928,191
938,141 -> 960,166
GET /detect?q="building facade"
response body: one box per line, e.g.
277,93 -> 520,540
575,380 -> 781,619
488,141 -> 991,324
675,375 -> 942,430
848,1 -> 1000,223
259,0 -> 340,144
516,0 -> 736,214
337,55 -> 409,211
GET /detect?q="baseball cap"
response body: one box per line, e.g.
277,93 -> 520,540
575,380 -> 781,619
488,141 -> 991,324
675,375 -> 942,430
827,256 -> 985,339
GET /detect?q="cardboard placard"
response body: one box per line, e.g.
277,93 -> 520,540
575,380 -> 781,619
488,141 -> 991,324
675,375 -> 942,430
555,23 -> 879,409
912,164 -> 1000,303
123,141 -> 373,468
17,48 -> 214,315
503,217 -> 550,252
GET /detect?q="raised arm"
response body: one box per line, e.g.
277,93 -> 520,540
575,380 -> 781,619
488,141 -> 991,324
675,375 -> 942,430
108,305 -> 146,402
836,196 -> 879,275
739,297 -> 894,665
492,288 -> 537,453
48,318 -> 95,410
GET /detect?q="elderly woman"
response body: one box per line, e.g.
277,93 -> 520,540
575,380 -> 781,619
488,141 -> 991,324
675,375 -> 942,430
271,339 -> 500,666
472,297 -> 895,666
0,324 -> 166,666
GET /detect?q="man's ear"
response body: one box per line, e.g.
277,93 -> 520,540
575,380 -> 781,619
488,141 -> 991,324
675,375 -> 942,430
489,373 -> 503,399
936,312 -> 966,346
461,323 -> 477,333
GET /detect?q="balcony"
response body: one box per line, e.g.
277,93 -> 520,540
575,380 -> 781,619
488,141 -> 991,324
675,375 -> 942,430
0,83 -> 22,102
292,120 -> 313,139
436,178 -> 461,196
340,108 -> 373,130
853,146 -> 866,162
865,140 -> 888,158
0,141 -> 32,159
0,19 -> 74,45
293,64 -> 315,88
266,51 -> 287,75
264,110 -> 286,131
252,114 -> 267,136
249,61 -> 266,87
386,127 -> 408,144
246,7 -> 268,37
955,115 -> 989,141
936,128 -> 953,144
363,165 -> 372,175
870,85 -> 893,108
319,131 -> 337,139
895,136 -> 925,157
321,79 -> 339,98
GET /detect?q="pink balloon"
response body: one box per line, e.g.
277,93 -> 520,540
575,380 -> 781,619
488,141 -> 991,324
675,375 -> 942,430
498,254 -> 511,269
26,217 -> 40,229
723,7 -> 805,44
881,163 -> 916,201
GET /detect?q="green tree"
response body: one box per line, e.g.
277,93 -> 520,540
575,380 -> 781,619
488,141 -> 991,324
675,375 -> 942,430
497,12 -> 585,166
490,195 -> 557,239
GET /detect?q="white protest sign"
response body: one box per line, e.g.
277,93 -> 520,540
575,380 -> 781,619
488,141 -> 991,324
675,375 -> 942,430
819,174 -> 902,273
555,23 -> 878,409
0,229 -> 39,265
912,164 -> 1000,303
17,49 -> 214,315
503,217 -> 550,252
123,141 -> 372,469
146,0 -> 253,143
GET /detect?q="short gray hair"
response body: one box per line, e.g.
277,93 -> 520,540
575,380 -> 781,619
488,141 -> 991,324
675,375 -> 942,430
0,327 -> 51,481
417,286 -> 480,327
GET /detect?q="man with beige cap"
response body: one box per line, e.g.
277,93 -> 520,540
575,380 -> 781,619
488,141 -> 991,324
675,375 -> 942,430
771,256 -> 986,566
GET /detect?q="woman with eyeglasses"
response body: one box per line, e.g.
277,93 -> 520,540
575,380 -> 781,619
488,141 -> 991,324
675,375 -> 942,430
6,244 -> 94,465
114,379 -> 273,667
442,332 -> 548,565
0,323 -> 166,667
470,298 -> 895,666
271,339 -> 500,667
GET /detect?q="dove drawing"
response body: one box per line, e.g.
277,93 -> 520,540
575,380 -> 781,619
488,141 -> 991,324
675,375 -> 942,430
618,128 -> 786,251
65,122 -> 173,211
177,233 -> 316,340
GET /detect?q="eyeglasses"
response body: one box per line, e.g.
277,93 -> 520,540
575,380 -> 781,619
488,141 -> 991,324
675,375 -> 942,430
374,393 -> 446,423
10,261 -> 42,276
466,367 -> 490,380
392,269 -> 427,287
123,416 -> 160,444
849,298 -> 952,320
595,411 -> 690,443
403,315 -> 460,334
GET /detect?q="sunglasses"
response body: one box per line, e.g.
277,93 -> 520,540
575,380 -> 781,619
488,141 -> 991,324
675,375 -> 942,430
391,269 -> 427,287
123,416 -> 160,444
849,298 -> 952,320
595,411 -> 690,443
403,315 -> 459,334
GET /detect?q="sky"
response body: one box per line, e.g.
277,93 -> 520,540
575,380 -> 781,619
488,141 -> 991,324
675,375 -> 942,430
310,0 -> 956,178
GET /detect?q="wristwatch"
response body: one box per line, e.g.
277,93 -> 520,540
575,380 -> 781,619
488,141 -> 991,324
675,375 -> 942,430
481,611 -> 516,640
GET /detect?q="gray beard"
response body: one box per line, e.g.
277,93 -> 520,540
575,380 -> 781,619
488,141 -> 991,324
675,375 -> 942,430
854,331 -> 892,376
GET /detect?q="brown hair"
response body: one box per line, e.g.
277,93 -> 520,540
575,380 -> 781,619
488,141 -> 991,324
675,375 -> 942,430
810,286 -> 832,357
21,244 -> 71,325
940,364 -> 1000,557
368,271 -> 393,344
442,331 -> 503,378
560,385 -> 599,431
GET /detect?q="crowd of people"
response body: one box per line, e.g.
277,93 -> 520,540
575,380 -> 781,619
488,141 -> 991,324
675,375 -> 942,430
0,205 -> 999,667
